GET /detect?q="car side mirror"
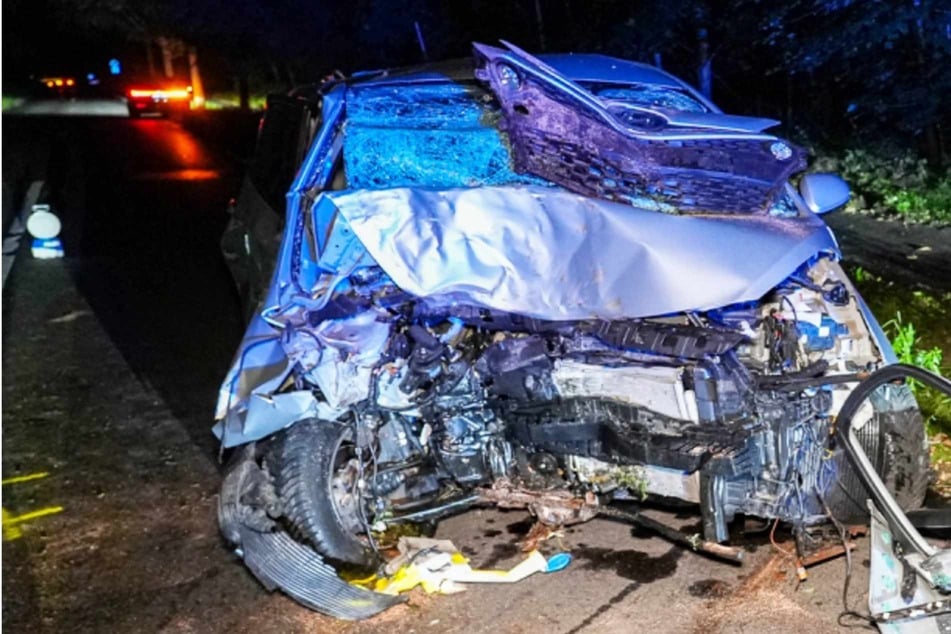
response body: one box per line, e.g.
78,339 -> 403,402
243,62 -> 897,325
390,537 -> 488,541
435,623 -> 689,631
799,173 -> 850,215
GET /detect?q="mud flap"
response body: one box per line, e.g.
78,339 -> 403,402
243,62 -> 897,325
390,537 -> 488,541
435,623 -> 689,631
238,527 -> 405,620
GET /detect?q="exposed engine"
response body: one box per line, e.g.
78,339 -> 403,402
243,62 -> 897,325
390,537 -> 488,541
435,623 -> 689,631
278,255 -> 884,544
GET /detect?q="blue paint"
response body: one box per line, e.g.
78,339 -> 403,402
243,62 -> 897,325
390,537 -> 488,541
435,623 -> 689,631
545,552 -> 572,573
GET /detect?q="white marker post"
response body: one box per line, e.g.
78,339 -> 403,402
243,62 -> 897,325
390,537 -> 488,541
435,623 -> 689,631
26,204 -> 64,258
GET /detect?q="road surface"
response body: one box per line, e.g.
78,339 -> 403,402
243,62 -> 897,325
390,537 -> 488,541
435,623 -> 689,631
0,105 -> 893,633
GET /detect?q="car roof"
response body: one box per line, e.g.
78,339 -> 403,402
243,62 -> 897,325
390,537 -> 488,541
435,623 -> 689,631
539,53 -> 682,87
350,54 -> 685,89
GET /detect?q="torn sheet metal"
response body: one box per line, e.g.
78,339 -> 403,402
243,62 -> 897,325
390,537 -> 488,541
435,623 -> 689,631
218,184 -> 837,426
213,391 -> 344,447
833,365 -> 951,631
473,41 -> 806,214
327,185 -> 837,321
291,309 -> 393,410
239,527 -> 405,620
869,504 -> 951,633
215,309 -> 391,446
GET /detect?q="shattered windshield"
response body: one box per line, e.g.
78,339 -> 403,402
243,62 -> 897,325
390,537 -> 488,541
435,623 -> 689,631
343,82 -> 545,190
768,185 -> 802,218
581,82 -> 708,113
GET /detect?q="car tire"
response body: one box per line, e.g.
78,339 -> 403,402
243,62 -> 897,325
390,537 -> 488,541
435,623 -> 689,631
826,387 -> 931,523
273,419 -> 380,569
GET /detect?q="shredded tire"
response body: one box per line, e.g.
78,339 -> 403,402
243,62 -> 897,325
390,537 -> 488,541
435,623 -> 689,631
827,389 -> 931,523
273,419 -> 379,569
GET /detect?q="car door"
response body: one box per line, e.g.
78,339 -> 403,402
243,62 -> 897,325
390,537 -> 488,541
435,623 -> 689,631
221,91 -> 322,321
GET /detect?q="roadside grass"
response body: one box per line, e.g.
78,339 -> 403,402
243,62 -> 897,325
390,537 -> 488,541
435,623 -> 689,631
2,95 -> 26,111
202,92 -> 267,111
811,147 -> 951,225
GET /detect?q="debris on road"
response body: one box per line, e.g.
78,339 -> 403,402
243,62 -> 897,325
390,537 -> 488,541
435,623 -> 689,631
371,536 -> 571,596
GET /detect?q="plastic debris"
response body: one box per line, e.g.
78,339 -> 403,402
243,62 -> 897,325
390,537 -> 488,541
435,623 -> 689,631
371,537 -> 572,596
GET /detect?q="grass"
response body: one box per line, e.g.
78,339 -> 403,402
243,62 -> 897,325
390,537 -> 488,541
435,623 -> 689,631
202,92 -> 267,111
811,147 -> 951,225
883,310 -> 951,433
1,96 -> 26,111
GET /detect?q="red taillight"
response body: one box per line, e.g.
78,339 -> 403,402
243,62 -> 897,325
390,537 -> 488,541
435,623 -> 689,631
128,87 -> 191,100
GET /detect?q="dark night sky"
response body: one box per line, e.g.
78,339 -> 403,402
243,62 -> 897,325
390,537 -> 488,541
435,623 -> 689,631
4,0 -> 123,81
3,0 -> 949,158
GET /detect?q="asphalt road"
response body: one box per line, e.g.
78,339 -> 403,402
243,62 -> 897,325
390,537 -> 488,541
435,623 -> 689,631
1,105 -> 881,633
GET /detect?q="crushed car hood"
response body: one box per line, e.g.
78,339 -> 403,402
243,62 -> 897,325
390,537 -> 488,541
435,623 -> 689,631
216,184 -> 838,428
323,186 -> 835,320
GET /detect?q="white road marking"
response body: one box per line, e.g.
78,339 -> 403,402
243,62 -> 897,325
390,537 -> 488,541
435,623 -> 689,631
48,310 -> 92,324
3,180 -> 45,289
10,99 -> 128,117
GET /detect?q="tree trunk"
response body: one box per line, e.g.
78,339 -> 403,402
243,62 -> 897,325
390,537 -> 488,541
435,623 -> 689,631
157,36 -> 175,79
534,0 -> 547,51
922,123 -> 944,170
697,28 -> 712,99
188,46 -> 205,108
238,73 -> 250,111
910,3 -> 944,168
414,21 -> 429,62
785,74 -> 793,128
268,60 -> 281,84
145,38 -> 157,79
562,0 -> 574,45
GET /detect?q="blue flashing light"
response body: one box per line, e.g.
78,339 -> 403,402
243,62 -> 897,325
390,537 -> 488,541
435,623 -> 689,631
109,59 -> 121,75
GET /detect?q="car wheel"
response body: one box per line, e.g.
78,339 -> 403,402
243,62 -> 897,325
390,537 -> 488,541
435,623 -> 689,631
826,385 -> 931,523
273,419 -> 380,569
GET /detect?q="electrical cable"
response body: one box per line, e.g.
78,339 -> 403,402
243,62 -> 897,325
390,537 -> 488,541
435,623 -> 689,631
769,518 -> 797,561
820,497 -> 877,629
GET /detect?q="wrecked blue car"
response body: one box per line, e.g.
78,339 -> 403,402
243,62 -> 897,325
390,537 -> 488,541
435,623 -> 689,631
216,43 -> 932,619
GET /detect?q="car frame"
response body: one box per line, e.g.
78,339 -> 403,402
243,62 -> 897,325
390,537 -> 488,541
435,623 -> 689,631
216,42 -> 935,621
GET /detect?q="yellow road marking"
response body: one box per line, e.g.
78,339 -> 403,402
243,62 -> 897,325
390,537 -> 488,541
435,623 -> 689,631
2,506 -> 64,541
2,471 -> 63,541
1,508 -> 23,541
3,506 -> 64,525
2,472 -> 51,485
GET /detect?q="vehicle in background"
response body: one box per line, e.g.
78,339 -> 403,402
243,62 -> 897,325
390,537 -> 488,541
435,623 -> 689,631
39,76 -> 78,99
125,84 -> 193,118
